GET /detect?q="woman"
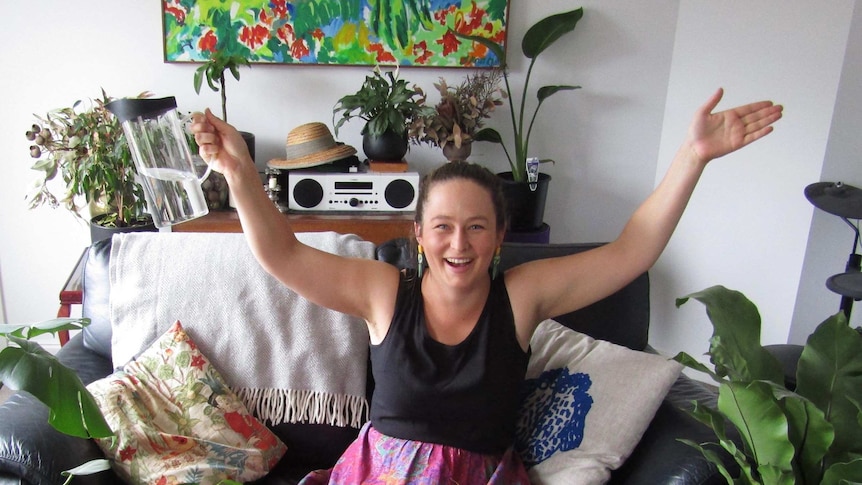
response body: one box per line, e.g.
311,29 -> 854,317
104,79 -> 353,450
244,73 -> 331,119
192,87 -> 782,483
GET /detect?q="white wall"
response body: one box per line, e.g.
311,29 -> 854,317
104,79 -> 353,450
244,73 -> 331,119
791,1 -> 862,341
650,1 -> 855,361
0,1 -> 856,359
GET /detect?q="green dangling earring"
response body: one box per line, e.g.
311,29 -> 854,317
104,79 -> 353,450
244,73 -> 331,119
417,244 -> 425,278
491,246 -> 502,280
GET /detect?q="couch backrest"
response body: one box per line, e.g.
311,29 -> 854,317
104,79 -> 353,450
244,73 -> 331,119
81,235 -> 650,359
81,237 -> 113,358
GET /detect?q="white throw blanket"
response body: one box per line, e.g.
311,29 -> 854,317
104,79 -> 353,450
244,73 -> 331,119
109,231 -> 375,428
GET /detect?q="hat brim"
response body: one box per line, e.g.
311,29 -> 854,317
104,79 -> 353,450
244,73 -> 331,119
268,144 -> 357,169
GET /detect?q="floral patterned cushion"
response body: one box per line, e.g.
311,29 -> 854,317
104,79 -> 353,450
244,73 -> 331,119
87,321 -> 287,485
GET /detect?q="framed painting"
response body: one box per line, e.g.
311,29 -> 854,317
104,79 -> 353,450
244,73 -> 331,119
163,0 -> 510,67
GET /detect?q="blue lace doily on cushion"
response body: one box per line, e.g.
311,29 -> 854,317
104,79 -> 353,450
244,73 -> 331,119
515,367 -> 593,466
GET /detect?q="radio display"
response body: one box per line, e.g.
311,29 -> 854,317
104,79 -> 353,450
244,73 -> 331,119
335,181 -> 374,190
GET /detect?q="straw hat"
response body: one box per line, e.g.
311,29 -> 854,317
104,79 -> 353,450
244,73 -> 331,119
268,122 -> 356,169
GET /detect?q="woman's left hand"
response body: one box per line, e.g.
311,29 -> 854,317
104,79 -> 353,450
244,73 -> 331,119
686,88 -> 783,164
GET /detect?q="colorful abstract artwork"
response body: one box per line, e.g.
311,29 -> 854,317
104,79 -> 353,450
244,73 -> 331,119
163,0 -> 509,67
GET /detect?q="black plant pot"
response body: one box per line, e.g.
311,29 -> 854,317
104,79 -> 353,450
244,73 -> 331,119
240,131 -> 256,162
498,172 -> 552,232
363,130 -> 407,161
89,214 -> 157,243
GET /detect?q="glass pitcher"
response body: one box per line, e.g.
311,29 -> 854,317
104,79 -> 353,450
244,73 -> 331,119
106,96 -> 210,228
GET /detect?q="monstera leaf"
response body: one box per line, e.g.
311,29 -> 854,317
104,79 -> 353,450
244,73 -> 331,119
0,318 -> 112,439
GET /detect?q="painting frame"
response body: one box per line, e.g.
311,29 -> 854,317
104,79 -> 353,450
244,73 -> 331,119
162,0 -> 510,68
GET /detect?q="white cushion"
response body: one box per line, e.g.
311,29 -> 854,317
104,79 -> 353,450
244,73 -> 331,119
515,319 -> 682,485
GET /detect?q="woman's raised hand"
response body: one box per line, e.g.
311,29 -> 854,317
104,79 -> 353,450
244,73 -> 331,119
686,88 -> 784,165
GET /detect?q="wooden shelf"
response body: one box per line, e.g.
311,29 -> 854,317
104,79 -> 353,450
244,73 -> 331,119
173,210 -> 415,245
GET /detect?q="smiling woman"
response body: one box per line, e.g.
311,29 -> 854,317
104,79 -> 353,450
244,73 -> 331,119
190,86 -> 782,482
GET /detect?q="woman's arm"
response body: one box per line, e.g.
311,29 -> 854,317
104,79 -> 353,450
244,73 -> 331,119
192,110 -> 399,331
508,88 -> 783,340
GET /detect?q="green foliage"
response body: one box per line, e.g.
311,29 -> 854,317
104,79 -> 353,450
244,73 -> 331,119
0,318 -> 112,439
25,89 -> 150,228
333,66 -> 434,138
193,50 -> 250,123
674,285 -> 862,484
454,8 -> 584,182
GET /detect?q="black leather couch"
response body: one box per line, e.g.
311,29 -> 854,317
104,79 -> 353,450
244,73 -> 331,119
0,237 -> 731,485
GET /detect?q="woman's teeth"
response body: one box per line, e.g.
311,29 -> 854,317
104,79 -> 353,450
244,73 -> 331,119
446,258 -> 472,266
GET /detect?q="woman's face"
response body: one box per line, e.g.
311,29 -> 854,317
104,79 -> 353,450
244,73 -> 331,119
415,178 -> 504,288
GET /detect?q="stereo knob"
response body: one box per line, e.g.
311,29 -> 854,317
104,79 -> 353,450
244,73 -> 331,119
349,198 -> 360,207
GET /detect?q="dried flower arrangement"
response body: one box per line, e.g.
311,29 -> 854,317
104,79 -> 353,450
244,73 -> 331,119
409,71 -> 505,156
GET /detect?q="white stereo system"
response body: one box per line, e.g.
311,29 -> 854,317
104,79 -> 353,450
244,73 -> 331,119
287,172 -> 420,212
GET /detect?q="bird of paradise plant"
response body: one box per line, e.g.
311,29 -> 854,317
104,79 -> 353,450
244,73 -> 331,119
455,8 -> 584,182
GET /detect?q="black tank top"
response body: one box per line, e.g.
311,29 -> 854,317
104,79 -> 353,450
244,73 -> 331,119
369,271 -> 530,454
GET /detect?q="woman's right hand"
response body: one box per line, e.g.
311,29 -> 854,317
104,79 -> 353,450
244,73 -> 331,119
191,109 -> 252,177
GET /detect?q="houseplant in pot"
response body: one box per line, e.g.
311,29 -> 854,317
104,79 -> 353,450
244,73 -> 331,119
25,89 -> 155,242
455,8 -> 584,231
409,70 -> 505,162
333,66 -> 434,161
673,285 -> 862,484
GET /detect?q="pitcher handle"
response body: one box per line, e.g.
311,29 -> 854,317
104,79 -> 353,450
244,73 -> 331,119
197,162 -> 212,184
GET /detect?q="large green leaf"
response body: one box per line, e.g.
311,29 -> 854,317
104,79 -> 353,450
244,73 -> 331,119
685,400 -> 758,483
0,336 -> 112,438
0,318 -> 89,339
673,351 -> 723,383
718,380 -> 795,477
677,286 -> 784,384
795,312 -> 862,460
536,85 -> 581,103
773,386 -> 833,484
822,457 -> 862,484
522,8 -> 584,60
472,127 -> 503,144
756,464 -> 796,485
678,439 -> 740,485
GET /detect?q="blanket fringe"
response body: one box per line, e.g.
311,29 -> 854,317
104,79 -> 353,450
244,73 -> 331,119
234,387 -> 369,429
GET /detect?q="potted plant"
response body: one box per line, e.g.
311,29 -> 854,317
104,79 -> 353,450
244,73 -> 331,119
333,66 -> 434,161
673,285 -> 862,484
455,8 -> 584,231
409,70 -> 505,162
25,89 -> 156,242
193,50 -> 255,162
0,318 -> 113,480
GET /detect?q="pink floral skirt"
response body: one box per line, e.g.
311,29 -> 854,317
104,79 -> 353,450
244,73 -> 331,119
298,422 -> 531,485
